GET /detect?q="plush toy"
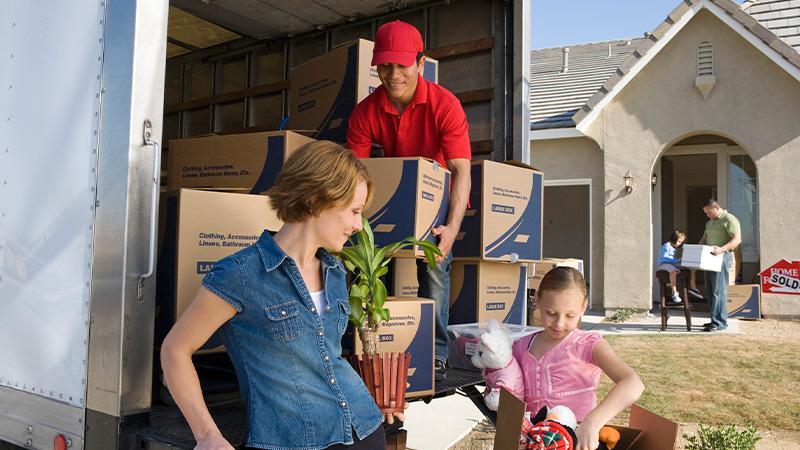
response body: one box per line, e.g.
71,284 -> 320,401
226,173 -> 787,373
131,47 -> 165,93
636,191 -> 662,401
522,405 -> 621,450
470,319 -> 525,411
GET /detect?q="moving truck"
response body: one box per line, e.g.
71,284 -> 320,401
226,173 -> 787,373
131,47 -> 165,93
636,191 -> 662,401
0,0 -> 529,448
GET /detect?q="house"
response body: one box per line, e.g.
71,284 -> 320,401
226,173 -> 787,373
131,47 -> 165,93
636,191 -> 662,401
529,0 -> 800,319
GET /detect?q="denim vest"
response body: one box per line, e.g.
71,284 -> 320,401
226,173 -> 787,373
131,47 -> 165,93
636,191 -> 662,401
202,231 -> 383,450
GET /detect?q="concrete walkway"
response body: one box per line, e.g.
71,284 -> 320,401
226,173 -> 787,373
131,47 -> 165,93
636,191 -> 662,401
404,309 -> 739,449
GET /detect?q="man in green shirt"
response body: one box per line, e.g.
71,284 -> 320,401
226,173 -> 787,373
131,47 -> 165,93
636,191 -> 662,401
697,199 -> 742,331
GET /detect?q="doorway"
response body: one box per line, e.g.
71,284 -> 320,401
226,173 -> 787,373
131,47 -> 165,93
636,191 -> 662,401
542,180 -> 592,307
652,139 -> 760,302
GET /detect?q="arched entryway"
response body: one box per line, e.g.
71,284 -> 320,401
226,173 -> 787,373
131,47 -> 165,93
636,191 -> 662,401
651,134 -> 759,304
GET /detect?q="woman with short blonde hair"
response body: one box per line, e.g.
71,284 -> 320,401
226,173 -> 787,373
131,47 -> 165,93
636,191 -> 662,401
162,140 -> 391,450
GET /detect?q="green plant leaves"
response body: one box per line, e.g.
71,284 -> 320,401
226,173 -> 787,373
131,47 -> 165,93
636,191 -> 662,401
684,424 -> 761,450
335,214 -> 443,333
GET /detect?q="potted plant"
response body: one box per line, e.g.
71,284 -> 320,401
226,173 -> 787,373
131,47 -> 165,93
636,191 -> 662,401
337,215 -> 441,413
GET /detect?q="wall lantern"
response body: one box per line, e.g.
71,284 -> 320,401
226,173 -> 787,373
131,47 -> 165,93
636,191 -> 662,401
651,173 -> 658,190
623,171 -> 634,194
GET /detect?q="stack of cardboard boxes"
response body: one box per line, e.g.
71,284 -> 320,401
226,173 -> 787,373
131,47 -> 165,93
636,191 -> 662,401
156,130 -> 313,352
448,160 -> 544,326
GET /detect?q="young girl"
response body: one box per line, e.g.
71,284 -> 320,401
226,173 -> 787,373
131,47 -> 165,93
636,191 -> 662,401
514,267 -> 644,450
659,229 -> 703,302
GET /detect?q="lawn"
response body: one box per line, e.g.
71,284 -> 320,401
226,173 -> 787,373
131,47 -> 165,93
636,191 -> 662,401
598,327 -> 800,431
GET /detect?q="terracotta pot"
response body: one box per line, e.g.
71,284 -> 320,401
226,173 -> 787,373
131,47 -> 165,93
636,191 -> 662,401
346,352 -> 410,414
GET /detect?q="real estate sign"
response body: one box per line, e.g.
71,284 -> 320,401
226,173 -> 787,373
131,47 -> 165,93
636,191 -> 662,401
759,259 -> 800,295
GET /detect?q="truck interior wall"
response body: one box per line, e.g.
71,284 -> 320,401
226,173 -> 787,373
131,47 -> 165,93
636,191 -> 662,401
160,0 -> 508,169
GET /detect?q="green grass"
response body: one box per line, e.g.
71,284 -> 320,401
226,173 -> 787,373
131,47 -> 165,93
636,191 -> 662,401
597,333 -> 800,430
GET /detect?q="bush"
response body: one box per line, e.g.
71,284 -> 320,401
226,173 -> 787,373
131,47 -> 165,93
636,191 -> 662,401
609,308 -> 636,323
684,424 -> 761,450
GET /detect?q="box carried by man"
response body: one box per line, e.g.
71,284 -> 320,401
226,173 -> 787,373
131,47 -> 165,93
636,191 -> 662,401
680,244 -> 723,272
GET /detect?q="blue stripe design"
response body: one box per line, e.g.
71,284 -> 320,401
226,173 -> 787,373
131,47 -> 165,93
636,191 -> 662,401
502,266 -> 527,325
249,135 -> 286,194
406,302 -> 434,392
312,45 -> 358,143
451,165 -> 482,258
448,264 -> 478,325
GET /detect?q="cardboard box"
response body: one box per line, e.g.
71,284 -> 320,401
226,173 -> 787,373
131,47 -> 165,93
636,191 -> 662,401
449,260 -> 528,326
453,160 -> 543,262
167,131 -> 314,193
729,250 -> 742,285
680,244 -> 723,272
727,284 -> 761,319
494,389 -> 678,450
289,39 -> 439,143
391,257 -> 419,297
341,297 -> 435,398
446,322 -> 541,371
527,257 -> 584,291
155,189 -> 283,353
359,157 -> 450,257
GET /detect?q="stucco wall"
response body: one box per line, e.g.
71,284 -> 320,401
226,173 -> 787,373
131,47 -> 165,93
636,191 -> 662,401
529,137 -> 605,308
583,8 -> 800,316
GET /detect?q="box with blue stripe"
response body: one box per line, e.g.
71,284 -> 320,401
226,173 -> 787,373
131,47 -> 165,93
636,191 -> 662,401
453,160 -> 543,262
359,157 -> 450,258
155,189 -> 283,354
167,131 -> 314,193
448,260 -> 528,326
341,297 -> 435,398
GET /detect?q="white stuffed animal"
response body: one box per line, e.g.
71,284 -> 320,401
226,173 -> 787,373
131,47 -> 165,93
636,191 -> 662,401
470,318 -> 525,410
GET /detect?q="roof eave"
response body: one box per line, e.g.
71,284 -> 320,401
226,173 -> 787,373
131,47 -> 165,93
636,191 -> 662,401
572,0 -> 800,134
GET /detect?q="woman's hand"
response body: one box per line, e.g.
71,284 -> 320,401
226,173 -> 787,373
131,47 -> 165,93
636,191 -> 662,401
383,383 -> 411,424
383,401 -> 409,424
194,432 -> 235,450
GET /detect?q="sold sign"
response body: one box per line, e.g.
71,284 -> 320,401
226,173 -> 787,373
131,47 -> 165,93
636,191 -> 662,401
759,259 -> 800,295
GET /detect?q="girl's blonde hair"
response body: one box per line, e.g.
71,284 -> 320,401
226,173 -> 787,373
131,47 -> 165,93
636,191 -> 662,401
267,140 -> 373,223
538,266 -> 588,304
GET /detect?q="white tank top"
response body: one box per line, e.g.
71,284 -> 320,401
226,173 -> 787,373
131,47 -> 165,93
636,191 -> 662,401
309,289 -> 327,315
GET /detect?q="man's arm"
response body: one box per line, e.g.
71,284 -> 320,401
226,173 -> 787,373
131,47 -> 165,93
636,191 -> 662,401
346,105 -> 374,158
431,158 -> 470,262
711,233 -> 742,255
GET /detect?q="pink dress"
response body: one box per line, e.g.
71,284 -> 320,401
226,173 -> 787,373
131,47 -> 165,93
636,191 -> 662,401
484,359 -> 525,399
511,329 -> 605,421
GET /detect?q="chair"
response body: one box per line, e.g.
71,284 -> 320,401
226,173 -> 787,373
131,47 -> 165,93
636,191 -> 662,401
655,269 -> 692,331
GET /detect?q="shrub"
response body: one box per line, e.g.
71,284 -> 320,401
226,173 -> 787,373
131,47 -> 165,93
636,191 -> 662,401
609,307 -> 637,323
684,423 -> 761,450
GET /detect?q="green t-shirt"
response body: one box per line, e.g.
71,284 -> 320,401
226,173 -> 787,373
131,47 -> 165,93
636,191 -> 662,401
704,210 -> 741,250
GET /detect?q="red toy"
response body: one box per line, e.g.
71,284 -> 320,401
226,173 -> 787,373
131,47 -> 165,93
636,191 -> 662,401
521,405 -> 621,450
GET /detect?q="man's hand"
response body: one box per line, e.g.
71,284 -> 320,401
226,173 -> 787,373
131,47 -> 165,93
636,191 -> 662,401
710,246 -> 724,256
431,223 -> 458,262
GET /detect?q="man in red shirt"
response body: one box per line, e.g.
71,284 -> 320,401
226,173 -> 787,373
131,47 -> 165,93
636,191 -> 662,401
348,20 -> 471,381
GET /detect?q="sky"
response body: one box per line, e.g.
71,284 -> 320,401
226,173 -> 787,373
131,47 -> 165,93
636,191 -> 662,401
531,0 -> 746,49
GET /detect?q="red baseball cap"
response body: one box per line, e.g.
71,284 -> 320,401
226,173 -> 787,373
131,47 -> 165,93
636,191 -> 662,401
372,20 -> 424,67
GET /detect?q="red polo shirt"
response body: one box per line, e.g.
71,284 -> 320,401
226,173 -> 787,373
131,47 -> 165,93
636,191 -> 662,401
347,75 -> 471,167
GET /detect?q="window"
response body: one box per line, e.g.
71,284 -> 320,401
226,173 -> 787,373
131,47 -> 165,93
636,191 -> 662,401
728,154 -> 758,261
